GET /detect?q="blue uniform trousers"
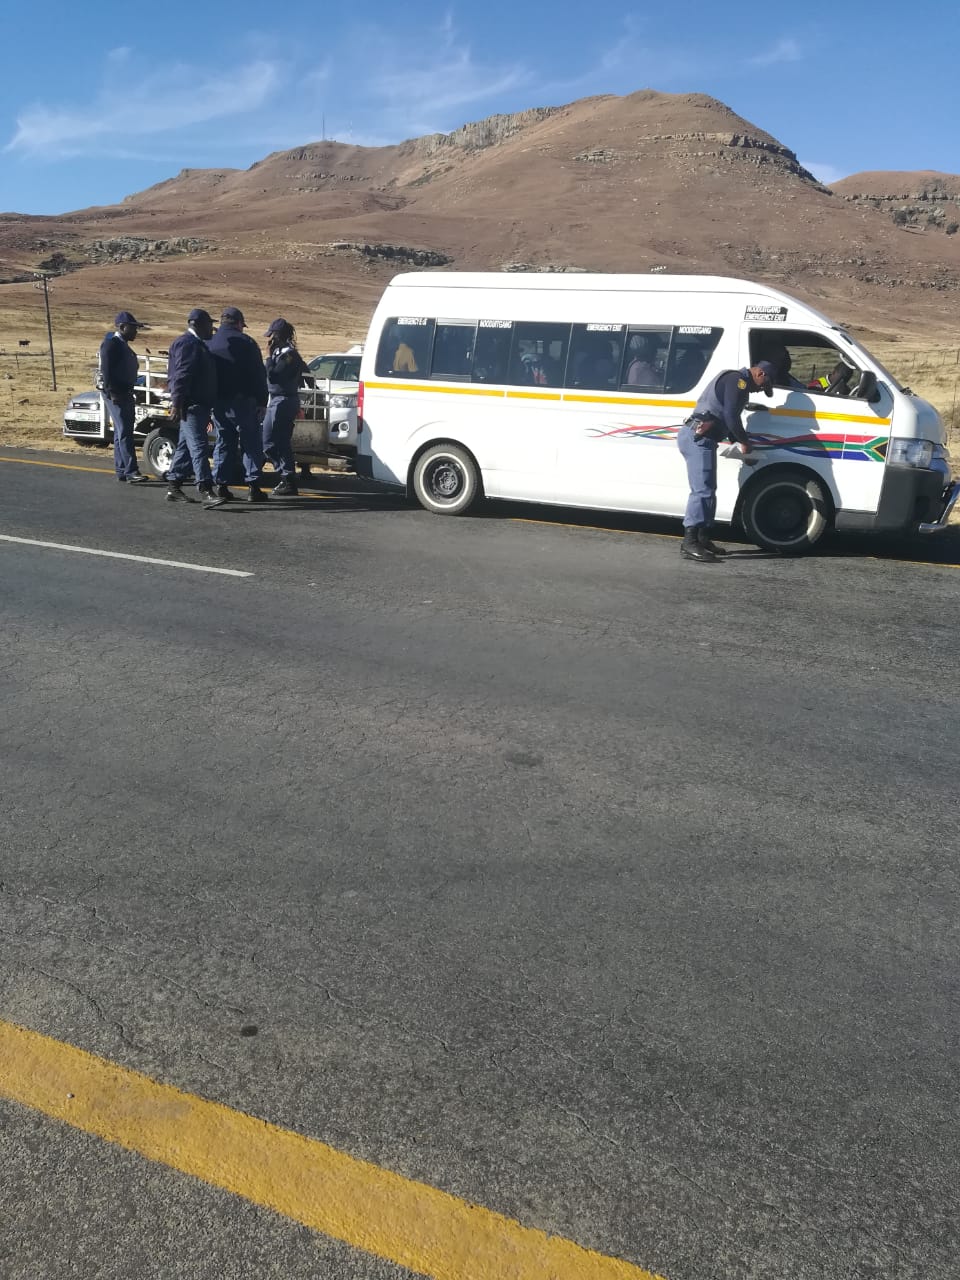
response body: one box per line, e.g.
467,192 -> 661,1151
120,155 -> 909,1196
677,422 -> 718,529
262,393 -> 299,478
166,404 -> 214,490
106,393 -> 139,479
212,396 -> 264,485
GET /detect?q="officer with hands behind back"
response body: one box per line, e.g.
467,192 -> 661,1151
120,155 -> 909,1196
676,359 -> 777,562
207,306 -> 269,503
99,310 -> 150,484
165,308 -> 227,510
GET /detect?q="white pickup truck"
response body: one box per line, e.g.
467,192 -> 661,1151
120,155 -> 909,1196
62,345 -> 363,477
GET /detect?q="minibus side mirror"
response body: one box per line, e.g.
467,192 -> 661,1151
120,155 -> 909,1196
854,369 -> 880,403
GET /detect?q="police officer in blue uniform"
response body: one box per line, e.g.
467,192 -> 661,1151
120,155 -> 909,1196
262,318 -> 313,497
99,311 -> 150,484
164,308 -> 226,509
207,306 -> 269,503
677,360 -> 777,562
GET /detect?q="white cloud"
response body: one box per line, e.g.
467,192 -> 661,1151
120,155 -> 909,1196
798,159 -> 848,187
351,20 -> 532,138
5,58 -> 281,158
749,38 -> 802,67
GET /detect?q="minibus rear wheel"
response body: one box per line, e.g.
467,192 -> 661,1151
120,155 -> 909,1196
412,443 -> 481,515
740,466 -> 831,554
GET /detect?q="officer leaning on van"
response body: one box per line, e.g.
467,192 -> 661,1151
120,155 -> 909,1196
164,308 -> 227,509
676,360 -> 777,562
99,311 -> 150,484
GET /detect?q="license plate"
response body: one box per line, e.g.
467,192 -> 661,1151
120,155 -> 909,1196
67,411 -> 101,422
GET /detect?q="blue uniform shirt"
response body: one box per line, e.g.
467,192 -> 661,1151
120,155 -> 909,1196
207,324 -> 268,404
167,329 -> 218,407
691,368 -> 753,445
98,331 -> 139,398
266,346 -> 310,397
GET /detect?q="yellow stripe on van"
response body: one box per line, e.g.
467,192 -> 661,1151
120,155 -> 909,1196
363,380 -> 892,427
767,406 -> 892,427
506,390 -> 563,402
563,393 -> 698,409
364,381 -> 504,398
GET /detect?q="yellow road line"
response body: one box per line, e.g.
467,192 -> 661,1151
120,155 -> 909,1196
0,1020 -> 664,1280
0,455 -> 113,475
0,456 -> 339,497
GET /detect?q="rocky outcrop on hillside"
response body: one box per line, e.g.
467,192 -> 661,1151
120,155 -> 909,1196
32,236 -> 211,275
414,107 -> 561,156
324,242 -> 451,268
835,172 -> 960,236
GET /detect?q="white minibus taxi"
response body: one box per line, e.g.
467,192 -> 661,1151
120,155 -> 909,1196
356,273 -> 958,552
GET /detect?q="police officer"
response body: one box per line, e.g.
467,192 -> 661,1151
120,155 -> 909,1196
207,306 -> 269,502
676,360 -> 777,562
99,311 -> 150,484
165,308 -> 226,509
262,318 -> 313,497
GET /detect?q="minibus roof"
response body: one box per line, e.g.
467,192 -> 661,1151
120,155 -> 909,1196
386,272 -> 835,327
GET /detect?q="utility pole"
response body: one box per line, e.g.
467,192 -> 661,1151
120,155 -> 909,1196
33,272 -> 57,391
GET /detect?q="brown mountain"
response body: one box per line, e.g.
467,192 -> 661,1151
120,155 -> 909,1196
833,171 -> 960,240
2,90 -> 960,349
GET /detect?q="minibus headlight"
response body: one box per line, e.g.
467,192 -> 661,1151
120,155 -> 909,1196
329,393 -> 357,409
888,438 -> 935,469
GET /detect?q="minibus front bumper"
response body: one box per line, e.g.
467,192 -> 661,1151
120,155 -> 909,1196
836,463 -> 956,535
918,479 -> 960,533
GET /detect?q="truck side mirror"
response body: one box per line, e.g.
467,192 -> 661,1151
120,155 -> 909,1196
854,369 -> 879,402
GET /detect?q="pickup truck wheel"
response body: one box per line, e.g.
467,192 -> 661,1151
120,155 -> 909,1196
141,428 -> 178,479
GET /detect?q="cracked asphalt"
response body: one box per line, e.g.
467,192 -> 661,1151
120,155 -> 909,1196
1,450 -> 959,1279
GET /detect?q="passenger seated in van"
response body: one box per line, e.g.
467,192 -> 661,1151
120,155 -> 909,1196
666,347 -> 708,392
393,336 -> 419,374
520,351 -> 549,386
809,361 -> 854,395
572,335 -> 618,389
624,337 -> 658,386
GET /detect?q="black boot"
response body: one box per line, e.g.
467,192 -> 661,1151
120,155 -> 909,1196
165,480 -> 191,503
247,485 -> 268,503
270,477 -> 299,497
698,527 -> 728,557
214,484 -> 235,501
681,526 -> 718,562
199,485 -> 227,509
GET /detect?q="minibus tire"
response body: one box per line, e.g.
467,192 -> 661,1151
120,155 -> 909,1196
741,467 -> 831,554
412,443 -> 481,515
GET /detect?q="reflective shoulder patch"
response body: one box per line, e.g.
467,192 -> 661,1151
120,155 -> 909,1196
737,378 -> 747,390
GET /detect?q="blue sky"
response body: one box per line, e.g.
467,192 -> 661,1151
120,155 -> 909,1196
2,0 -> 956,215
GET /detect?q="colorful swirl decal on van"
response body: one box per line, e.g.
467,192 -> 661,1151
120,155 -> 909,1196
585,423 -> 888,462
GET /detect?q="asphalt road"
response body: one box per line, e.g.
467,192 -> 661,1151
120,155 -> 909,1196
1,450 -> 959,1280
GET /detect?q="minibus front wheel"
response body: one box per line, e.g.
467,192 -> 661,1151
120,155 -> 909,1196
411,442 -> 482,515
740,466 -> 832,554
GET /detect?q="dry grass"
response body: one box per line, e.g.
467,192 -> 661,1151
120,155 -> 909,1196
870,341 -> 960,448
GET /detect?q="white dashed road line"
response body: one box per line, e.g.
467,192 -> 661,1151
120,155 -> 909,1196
0,535 -> 253,578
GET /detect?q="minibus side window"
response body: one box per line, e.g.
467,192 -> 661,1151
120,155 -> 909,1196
621,328 -> 672,391
508,322 -> 571,387
565,325 -> 624,391
472,322 -> 513,383
665,327 -> 724,392
431,320 -> 477,380
375,318 -> 436,378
